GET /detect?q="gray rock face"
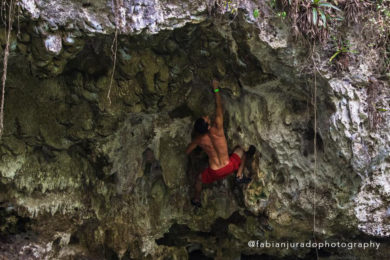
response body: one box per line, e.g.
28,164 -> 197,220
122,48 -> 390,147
20,0 -> 208,34
0,0 -> 389,259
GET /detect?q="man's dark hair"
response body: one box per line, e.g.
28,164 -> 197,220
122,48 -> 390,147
194,118 -> 209,134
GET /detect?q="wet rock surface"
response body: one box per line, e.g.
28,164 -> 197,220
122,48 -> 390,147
0,1 -> 389,259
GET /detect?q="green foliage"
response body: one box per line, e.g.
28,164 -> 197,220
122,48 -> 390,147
358,0 -> 390,73
277,11 -> 287,19
270,0 -> 277,9
310,0 -> 343,27
341,0 -> 390,74
222,0 -> 238,15
311,0 -> 341,27
329,40 -> 357,63
268,0 -> 287,19
376,0 -> 390,72
370,0 -> 390,36
279,0 -> 343,41
253,9 -> 260,18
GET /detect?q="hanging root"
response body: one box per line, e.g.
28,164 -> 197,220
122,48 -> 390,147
312,61 -> 319,260
0,0 -> 16,138
107,0 -> 122,105
107,26 -> 118,105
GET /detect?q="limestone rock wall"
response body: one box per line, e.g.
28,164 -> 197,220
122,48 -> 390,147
0,0 -> 389,259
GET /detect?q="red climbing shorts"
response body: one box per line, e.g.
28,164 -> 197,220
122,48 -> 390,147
201,153 -> 241,184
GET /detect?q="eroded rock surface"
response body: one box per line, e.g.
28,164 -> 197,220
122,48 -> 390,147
0,0 -> 390,259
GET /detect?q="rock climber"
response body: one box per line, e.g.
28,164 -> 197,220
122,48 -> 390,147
186,79 -> 255,207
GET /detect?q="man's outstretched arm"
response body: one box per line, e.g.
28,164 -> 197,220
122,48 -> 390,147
212,79 -> 223,130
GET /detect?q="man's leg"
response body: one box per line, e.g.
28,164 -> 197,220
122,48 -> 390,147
233,145 -> 254,183
233,146 -> 245,179
193,173 -> 202,202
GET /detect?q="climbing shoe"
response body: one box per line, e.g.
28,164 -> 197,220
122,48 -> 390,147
236,176 -> 252,184
191,198 -> 202,208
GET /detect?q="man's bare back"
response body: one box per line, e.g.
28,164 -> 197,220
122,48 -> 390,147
197,126 -> 229,170
186,79 -> 252,207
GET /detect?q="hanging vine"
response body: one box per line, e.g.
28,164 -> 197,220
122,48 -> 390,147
107,0 -> 122,105
307,42 -> 320,260
312,50 -> 319,260
0,0 -> 17,138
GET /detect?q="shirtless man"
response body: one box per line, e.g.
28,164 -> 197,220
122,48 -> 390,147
186,79 -> 254,207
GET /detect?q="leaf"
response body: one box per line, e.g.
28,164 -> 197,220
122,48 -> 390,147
329,50 -> 341,62
319,9 -> 326,27
253,9 -> 259,18
377,108 -> 388,112
319,2 -> 342,12
312,8 -> 318,25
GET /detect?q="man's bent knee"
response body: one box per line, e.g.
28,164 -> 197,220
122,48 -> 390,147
233,146 -> 244,158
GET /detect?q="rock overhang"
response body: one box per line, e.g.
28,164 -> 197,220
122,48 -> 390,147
0,0 -> 389,259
